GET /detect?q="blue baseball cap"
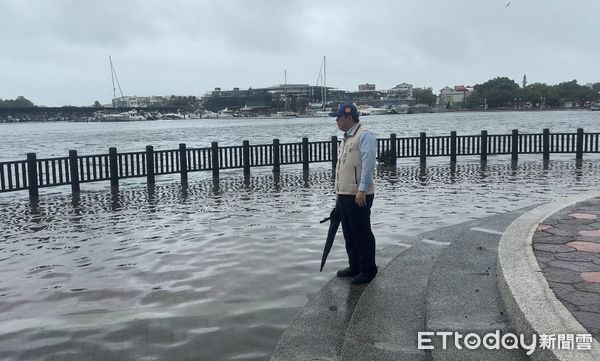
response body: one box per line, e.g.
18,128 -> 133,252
328,103 -> 359,118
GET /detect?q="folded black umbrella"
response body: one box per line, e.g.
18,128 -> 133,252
319,207 -> 341,272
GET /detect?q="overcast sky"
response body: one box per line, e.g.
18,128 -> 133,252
1,0 -> 598,107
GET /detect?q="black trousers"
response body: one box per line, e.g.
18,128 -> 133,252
337,194 -> 377,275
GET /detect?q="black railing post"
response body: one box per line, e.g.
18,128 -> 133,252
419,132 -> 427,165
179,143 -> 188,187
543,128 -> 550,162
302,137 -> 309,172
211,142 -> 219,179
481,130 -> 488,163
273,139 -> 280,173
576,128 -> 584,161
109,147 -> 119,190
450,131 -> 457,163
26,153 -> 39,201
69,150 -> 80,195
331,136 -> 338,172
511,129 -> 519,163
390,133 -> 397,167
146,145 -> 155,185
243,140 -> 251,176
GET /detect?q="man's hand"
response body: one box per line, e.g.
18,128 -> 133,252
355,191 -> 367,207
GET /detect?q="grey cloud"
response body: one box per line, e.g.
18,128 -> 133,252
1,0 -> 599,106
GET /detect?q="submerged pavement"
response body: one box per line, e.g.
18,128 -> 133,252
273,193 -> 600,361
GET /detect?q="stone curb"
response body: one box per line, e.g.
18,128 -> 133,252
498,191 -> 600,361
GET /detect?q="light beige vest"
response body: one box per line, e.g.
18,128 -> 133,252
335,125 -> 375,195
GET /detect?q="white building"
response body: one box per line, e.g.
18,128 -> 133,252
439,85 -> 471,108
112,95 -> 172,108
387,83 -> 413,99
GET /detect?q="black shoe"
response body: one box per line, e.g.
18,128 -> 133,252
337,267 -> 360,278
351,270 -> 378,285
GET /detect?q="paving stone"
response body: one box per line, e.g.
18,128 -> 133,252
581,271 -> 600,283
574,281 -> 600,293
533,235 -> 574,245
576,202 -> 600,210
572,311 -> 600,333
557,298 -> 580,313
533,244 -> 577,253
580,303 -> 600,313
548,282 -> 578,295
579,229 -> 600,237
554,251 -> 600,262
550,223 -> 597,231
560,291 -> 600,306
536,224 -> 553,231
533,230 -> 552,237
574,236 -> 600,244
546,228 -> 579,236
567,213 -> 598,220
542,267 -> 583,283
558,216 -> 597,224
565,241 -> 600,253
534,250 -> 557,263
547,260 -> 600,272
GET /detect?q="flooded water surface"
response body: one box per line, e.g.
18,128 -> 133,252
1,112 -> 600,360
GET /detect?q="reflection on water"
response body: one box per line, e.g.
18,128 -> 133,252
0,157 -> 599,360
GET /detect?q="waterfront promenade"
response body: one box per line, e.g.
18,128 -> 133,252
272,192 -> 600,360
3,113 -> 600,360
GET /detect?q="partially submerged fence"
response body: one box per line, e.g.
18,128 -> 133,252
1,128 -> 597,200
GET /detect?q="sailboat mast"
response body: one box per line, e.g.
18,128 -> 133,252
284,69 -> 288,112
109,55 -> 117,109
323,55 -> 327,107
109,55 -> 125,109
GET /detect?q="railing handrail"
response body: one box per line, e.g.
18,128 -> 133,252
1,128 -> 597,200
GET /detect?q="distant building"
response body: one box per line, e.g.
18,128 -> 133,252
111,95 -> 201,109
388,83 -> 413,99
359,83 -> 376,91
200,84 -> 339,113
439,85 -> 472,109
112,95 -> 173,108
378,82 -> 413,107
201,87 -> 272,112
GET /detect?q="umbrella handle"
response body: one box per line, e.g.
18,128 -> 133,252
319,217 -> 331,224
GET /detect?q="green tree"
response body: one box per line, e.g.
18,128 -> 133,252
465,90 -> 484,109
593,82 -> 600,92
470,77 -> 520,108
0,96 -> 35,107
516,83 -> 559,108
554,80 -> 600,107
412,87 -> 437,106
93,100 -> 102,107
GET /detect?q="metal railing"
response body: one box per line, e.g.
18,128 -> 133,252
0,128 -> 595,200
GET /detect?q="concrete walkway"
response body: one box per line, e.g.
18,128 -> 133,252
272,193 -> 600,360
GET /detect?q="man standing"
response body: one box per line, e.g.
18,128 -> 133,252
329,103 -> 378,285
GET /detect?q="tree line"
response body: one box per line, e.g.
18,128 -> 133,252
466,77 -> 600,109
4,78 -> 599,110
0,96 -> 35,107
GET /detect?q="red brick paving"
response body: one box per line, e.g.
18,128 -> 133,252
569,213 -> 599,220
534,198 -> 600,341
566,241 -> 600,253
